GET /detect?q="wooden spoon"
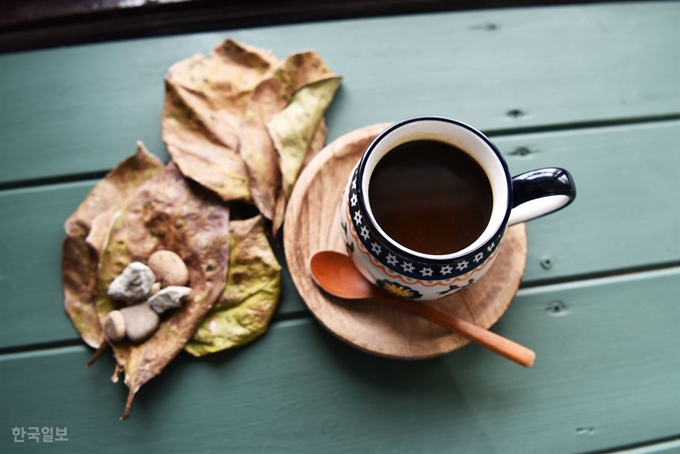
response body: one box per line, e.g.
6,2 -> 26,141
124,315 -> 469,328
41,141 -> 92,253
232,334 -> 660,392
310,251 -> 535,367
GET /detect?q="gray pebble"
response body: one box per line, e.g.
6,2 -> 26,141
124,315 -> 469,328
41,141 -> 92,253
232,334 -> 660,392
119,302 -> 159,343
108,262 -> 156,303
103,310 -> 126,342
148,286 -> 191,314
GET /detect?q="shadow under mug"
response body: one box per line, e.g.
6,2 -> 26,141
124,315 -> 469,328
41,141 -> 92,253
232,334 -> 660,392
340,116 -> 576,301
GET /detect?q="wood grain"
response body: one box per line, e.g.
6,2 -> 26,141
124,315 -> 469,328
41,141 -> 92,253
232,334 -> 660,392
284,124 -> 527,359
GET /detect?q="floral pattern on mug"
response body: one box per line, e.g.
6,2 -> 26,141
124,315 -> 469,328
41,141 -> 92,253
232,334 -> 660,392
377,279 -> 422,299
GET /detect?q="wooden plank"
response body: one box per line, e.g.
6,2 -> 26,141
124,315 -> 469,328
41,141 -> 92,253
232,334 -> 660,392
1,120 -> 678,350
0,268 -> 678,453
0,182 -> 92,348
0,2 -> 678,184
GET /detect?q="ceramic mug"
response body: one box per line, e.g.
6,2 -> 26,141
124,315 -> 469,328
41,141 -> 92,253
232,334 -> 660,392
340,117 -> 576,301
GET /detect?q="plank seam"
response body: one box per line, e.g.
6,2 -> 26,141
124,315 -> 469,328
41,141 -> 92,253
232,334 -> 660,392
586,435 -> 680,454
484,114 -> 680,138
519,260 -> 680,290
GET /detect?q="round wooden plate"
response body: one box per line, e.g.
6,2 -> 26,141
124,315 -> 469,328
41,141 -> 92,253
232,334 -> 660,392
284,123 -> 527,359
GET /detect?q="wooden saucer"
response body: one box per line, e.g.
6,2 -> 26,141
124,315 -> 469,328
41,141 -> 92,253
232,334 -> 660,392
284,124 -> 527,359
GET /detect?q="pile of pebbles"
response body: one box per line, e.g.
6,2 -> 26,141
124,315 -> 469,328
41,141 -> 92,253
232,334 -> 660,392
104,250 -> 191,343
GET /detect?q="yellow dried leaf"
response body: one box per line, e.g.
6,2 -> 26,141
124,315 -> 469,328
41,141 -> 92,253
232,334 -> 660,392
185,215 -> 281,357
267,77 -> 340,231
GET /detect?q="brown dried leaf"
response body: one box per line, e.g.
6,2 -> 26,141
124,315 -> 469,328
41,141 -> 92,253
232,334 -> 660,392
94,163 -> 230,419
239,51 -> 339,223
162,39 -> 279,203
185,215 -> 281,356
62,143 -> 164,347
86,208 -> 117,255
62,237 -> 101,348
64,142 -> 164,239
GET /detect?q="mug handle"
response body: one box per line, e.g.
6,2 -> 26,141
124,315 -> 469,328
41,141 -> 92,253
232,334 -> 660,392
508,168 -> 576,226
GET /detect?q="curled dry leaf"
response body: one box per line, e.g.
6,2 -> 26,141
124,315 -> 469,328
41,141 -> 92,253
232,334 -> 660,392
267,78 -> 340,231
303,118 -> 328,169
94,163 -> 230,419
62,143 -> 164,348
239,51 -> 339,224
269,77 -> 340,200
162,39 -> 279,204
185,215 -> 281,357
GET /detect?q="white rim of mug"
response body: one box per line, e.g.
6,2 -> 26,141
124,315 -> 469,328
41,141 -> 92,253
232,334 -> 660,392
356,116 -> 512,262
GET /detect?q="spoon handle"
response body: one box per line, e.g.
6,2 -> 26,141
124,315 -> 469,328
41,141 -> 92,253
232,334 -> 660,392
373,292 -> 536,367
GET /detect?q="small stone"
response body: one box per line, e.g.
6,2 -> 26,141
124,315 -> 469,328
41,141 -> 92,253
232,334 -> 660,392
108,262 -> 156,303
119,302 -> 159,343
150,282 -> 161,295
148,250 -> 189,287
148,286 -> 192,314
103,310 -> 126,342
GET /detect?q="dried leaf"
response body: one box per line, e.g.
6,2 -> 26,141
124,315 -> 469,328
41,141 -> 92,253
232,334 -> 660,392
64,142 -> 164,239
62,237 -> 101,348
162,39 -> 278,203
267,78 -> 339,231
268,77 -> 340,199
62,143 -> 164,347
185,215 -> 281,356
95,163 -> 231,419
303,118 -> 329,168
239,51 -> 339,223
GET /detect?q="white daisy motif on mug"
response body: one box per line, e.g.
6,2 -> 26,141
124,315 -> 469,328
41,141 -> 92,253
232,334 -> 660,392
474,252 -> 484,263
386,253 -> 398,266
420,267 -> 433,277
456,260 -> 469,271
353,211 -> 363,225
350,193 -> 358,207
440,265 -> 453,275
360,226 -> 370,240
401,262 -> 415,273
487,242 -> 495,252
371,242 -> 382,255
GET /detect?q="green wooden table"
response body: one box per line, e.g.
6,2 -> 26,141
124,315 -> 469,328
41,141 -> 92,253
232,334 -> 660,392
1,2 -> 679,453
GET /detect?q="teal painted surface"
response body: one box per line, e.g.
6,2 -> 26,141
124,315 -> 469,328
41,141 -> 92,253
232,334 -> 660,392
610,439 -> 680,454
0,182 -> 92,348
1,269 -> 678,453
1,121 -> 678,350
495,120 -> 680,283
0,2 -> 679,184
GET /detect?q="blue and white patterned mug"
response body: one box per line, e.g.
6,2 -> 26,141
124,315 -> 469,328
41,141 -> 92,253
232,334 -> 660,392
340,117 -> 576,301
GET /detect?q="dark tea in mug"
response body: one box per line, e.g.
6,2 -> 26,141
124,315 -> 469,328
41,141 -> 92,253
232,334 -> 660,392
368,139 -> 493,255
